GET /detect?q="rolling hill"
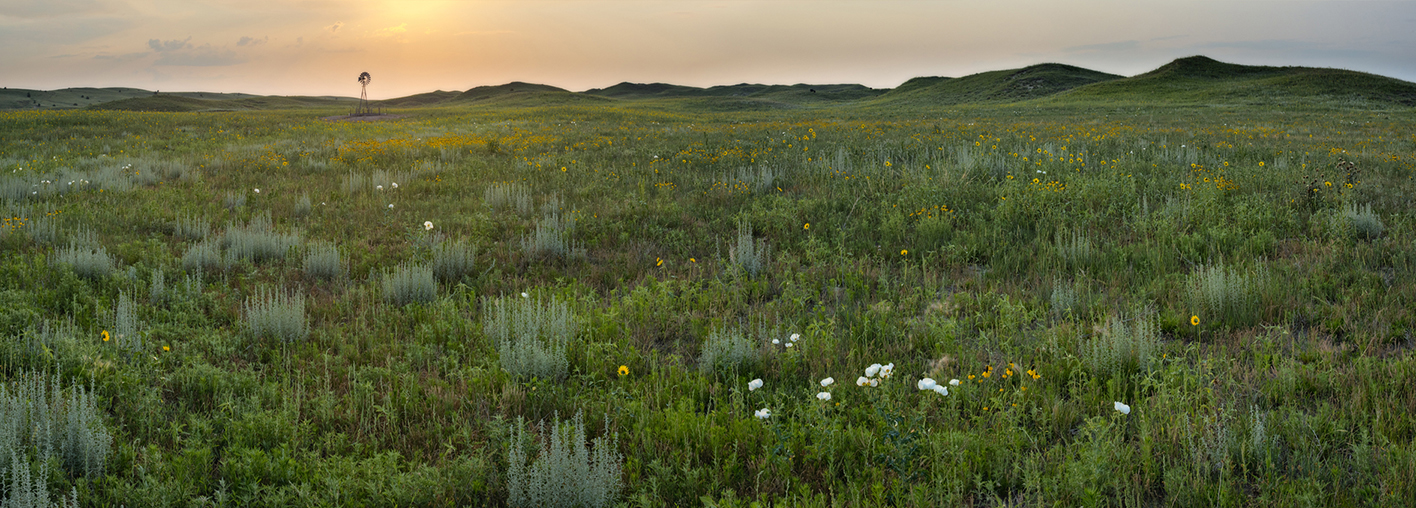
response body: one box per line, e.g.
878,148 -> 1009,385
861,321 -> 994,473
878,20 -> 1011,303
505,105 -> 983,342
1052,56 -> 1416,107
8,56 -> 1413,112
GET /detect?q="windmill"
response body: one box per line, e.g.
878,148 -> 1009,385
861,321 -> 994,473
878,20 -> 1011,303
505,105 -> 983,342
356,71 -> 372,115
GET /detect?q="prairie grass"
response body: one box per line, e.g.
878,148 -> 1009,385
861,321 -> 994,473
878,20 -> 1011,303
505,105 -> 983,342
0,100 -> 1413,505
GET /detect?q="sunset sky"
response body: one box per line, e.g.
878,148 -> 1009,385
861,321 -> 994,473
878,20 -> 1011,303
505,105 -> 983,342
4,0 -> 1414,98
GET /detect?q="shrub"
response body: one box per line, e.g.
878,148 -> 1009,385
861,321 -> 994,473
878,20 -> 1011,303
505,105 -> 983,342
51,242 -> 115,279
0,371 -> 112,480
294,193 -> 312,218
1187,262 -> 1260,328
180,238 -> 223,272
243,288 -> 308,342
483,295 -> 574,380
485,183 -> 532,215
506,411 -> 623,508
698,327 -> 760,374
172,213 -> 210,241
26,214 -> 58,245
729,223 -> 769,277
1054,230 -> 1096,270
303,242 -> 343,280
1341,202 -> 1383,240
223,190 -> 246,210
149,267 -> 166,305
432,238 -> 476,283
1049,275 -> 1092,320
521,213 -> 580,259
382,262 -> 436,306
112,291 -> 144,354
1082,312 -> 1160,376
222,213 -> 301,265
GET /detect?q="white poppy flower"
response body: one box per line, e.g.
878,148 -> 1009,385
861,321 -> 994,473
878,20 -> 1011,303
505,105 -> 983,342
857,376 -> 870,387
254,188 -> 260,193
754,408 -> 771,419
816,392 -> 831,401
520,292 -> 529,298
1114,401 -> 1131,415
949,379 -> 961,386
376,185 -> 384,190
391,182 -> 398,188
917,378 -> 937,391
388,204 -> 394,209
869,378 -> 880,387
820,377 -> 834,387
865,364 -> 882,378
424,221 -> 434,230
748,378 -> 763,391
933,385 -> 949,396
880,363 -> 894,379
772,339 -> 780,345
789,333 -> 800,342
785,342 -> 793,348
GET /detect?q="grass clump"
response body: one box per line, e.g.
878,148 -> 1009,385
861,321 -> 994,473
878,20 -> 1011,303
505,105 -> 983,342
1082,312 -> 1160,376
294,193 -> 313,218
1054,230 -> 1096,270
243,288 -> 308,342
698,327 -> 760,374
1340,202 -> 1384,240
483,295 -> 574,380
431,238 -> 476,283
506,411 -> 623,508
521,213 -> 580,259
485,182 -> 532,215
180,238 -> 223,272
222,212 -> 302,265
172,213 -> 210,240
303,241 -> 343,280
382,262 -> 436,306
1187,262 -> 1261,328
0,371 -> 112,480
728,223 -> 769,277
51,242 -> 115,279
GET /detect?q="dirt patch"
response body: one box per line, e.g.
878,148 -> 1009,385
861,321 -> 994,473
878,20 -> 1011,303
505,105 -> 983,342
320,114 -> 408,122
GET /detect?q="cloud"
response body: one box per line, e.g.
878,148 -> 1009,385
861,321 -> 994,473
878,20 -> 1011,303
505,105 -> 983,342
1063,40 -> 1140,54
326,21 -> 344,33
237,36 -> 268,46
375,23 -> 407,36
148,37 -> 191,52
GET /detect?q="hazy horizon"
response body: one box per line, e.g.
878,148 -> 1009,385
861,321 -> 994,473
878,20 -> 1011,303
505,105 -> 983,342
4,0 -> 1414,98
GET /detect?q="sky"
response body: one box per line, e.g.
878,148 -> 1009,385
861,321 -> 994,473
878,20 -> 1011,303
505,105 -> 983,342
3,0 -> 1415,98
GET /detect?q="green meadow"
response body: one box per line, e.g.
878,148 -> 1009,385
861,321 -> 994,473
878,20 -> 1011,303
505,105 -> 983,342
2,57 -> 1416,506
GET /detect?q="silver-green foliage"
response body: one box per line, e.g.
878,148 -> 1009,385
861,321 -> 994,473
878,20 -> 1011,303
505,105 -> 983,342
1082,313 -> 1160,376
1049,275 -> 1092,319
432,238 -> 476,283
1187,262 -> 1261,327
51,242 -> 115,279
149,267 -> 166,305
303,242 -> 343,280
223,191 -> 246,210
112,291 -> 144,354
729,223 -> 769,277
521,213 -> 580,259
1340,202 -> 1384,240
485,183 -> 532,215
172,213 -> 210,241
180,238 -> 223,272
2,456 -> 80,508
1054,230 -> 1096,269
382,262 -> 436,306
295,193 -> 313,218
243,288 -> 308,342
698,327 -> 760,374
506,411 -> 623,508
484,296 -> 574,380
0,372 -> 112,480
222,213 -> 301,265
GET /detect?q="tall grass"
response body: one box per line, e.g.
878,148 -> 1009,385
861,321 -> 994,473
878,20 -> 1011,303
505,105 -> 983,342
382,262 -> 436,305
243,288 -> 308,342
484,296 -> 575,380
506,411 -> 622,508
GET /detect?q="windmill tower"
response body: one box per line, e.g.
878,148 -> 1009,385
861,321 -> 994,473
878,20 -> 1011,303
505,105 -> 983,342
357,72 -> 372,115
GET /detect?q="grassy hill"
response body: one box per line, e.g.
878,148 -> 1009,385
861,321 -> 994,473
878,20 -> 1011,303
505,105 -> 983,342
453,82 -> 570,102
584,82 -> 885,104
87,94 -> 355,112
374,90 -> 463,108
870,63 -> 1124,106
1054,55 -> 1416,107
